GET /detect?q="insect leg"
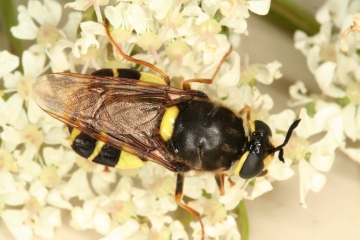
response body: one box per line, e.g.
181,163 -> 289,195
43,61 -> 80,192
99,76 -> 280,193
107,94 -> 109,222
214,173 -> 225,196
239,105 -> 255,134
182,46 -> 233,90
174,173 -> 205,240
104,20 -> 170,85
239,105 -> 251,122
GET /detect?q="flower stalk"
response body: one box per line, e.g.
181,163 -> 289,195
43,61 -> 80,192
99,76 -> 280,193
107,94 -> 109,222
238,200 -> 249,240
265,0 -> 320,35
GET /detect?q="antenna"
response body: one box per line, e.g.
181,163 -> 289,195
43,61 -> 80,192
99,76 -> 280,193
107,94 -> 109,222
271,119 -> 301,162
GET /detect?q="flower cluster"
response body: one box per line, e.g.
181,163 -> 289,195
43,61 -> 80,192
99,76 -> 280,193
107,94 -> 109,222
290,0 -> 360,206
0,0 -> 279,238
2,0 -> 353,239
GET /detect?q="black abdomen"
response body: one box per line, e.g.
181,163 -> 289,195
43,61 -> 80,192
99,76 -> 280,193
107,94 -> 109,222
167,99 -> 247,172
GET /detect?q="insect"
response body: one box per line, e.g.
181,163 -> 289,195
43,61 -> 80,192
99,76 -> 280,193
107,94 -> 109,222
32,20 -> 300,239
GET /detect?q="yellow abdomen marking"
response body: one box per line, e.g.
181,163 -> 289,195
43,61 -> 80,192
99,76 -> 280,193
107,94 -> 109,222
112,69 -> 119,77
69,128 -> 82,145
87,141 -> 105,161
160,106 -> 180,142
140,72 -> 167,85
116,151 -> 146,169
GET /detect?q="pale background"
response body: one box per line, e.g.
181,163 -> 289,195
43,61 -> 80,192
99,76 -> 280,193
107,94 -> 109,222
2,0 -> 360,239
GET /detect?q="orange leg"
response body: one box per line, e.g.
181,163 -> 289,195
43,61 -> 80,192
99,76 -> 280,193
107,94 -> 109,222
228,177 -> 236,188
104,20 -> 170,85
214,174 -> 225,196
239,105 -> 255,135
182,46 -> 233,90
239,105 -> 251,121
174,173 -> 205,240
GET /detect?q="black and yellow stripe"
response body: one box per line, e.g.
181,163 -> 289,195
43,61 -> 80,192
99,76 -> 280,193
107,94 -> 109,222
68,126 -> 146,169
66,68 -> 167,169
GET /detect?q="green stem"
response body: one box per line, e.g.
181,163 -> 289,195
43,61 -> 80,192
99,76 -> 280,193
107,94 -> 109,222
0,0 -> 24,58
264,0 -> 320,36
238,200 -> 249,240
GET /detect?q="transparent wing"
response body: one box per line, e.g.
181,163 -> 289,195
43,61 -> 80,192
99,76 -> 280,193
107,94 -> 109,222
32,72 -> 205,172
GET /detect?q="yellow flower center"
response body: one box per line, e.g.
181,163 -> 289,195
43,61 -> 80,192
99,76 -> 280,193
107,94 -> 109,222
346,81 -> 360,104
37,22 -> 60,48
0,149 -> 17,173
39,166 -> 61,188
17,76 -> 33,100
20,125 -> 43,148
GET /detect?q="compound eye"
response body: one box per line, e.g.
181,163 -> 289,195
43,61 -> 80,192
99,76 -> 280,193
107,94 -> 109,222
254,120 -> 272,136
239,153 -> 265,179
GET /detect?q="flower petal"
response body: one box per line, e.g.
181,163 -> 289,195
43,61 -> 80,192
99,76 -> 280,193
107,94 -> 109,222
0,51 -> 19,78
315,62 -> 346,98
10,5 -> 38,40
2,209 -> 33,240
248,0 -> 271,15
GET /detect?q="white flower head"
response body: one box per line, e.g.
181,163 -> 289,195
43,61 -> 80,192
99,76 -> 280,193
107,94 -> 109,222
2,0 -> 335,239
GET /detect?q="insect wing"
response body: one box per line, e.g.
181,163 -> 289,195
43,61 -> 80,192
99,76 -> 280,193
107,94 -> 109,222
32,73 -> 202,172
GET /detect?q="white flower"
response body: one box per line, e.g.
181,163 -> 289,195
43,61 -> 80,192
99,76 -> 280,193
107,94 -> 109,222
267,157 -> 295,181
215,51 -> 241,88
65,0 -> 110,23
1,46 -> 46,128
342,103 -> 360,141
315,0 -> 352,27
11,0 -> 81,72
0,51 -> 19,78
11,0 -> 62,41
269,109 -> 297,132
184,174 -> 217,199
48,39 -> 75,72
246,177 -> 273,199
165,40 -> 191,68
255,61 -> 283,84
71,21 -> 107,73
62,168 -> 96,200
46,189 -> 73,210
70,196 -> 111,234
219,176 -> 246,210
3,0 -> 329,239
2,209 -> 33,240
299,159 -> 326,208
309,132 -> 338,172
91,167 -> 117,195
204,215 -> 240,239
42,146 -> 76,176
100,219 -> 140,240
315,61 -> 346,98
167,220 -> 189,240
248,0 -> 271,15
288,81 -> 313,107
219,1 -> 249,33
2,204 -> 62,240
137,32 -> 163,62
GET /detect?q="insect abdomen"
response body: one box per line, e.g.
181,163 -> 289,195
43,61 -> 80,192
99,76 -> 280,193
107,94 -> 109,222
66,68 -> 152,169
68,126 -> 146,169
164,99 -> 248,172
